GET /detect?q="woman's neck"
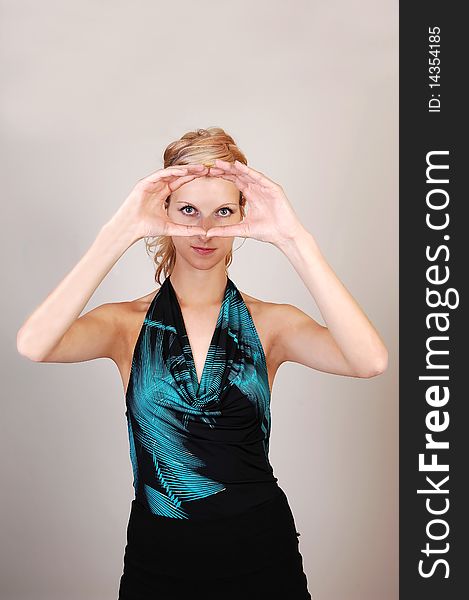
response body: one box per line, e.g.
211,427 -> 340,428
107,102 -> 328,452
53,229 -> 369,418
168,269 -> 228,309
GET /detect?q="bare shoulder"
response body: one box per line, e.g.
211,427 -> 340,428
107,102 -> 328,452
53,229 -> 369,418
101,289 -> 159,337
118,287 -> 160,345
111,287 -> 161,393
238,292 -> 321,367
238,290 -> 283,325
119,288 -> 160,320
238,289 -> 291,364
238,290 -> 295,332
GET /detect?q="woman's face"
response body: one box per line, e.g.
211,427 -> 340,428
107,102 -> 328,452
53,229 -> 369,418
166,173 -> 242,271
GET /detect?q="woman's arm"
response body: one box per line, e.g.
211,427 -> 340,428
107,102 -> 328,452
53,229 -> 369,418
16,220 -> 136,362
202,158 -> 389,379
273,230 -> 388,378
16,163 -> 210,363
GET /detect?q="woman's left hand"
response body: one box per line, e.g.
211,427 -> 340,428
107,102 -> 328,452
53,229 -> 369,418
204,159 -> 306,246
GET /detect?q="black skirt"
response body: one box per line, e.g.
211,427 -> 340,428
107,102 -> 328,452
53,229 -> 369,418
118,488 -> 312,600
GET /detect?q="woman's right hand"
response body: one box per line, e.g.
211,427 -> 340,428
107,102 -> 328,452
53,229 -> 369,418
110,164 -> 210,241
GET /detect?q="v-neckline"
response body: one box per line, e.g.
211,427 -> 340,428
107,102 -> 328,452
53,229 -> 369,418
167,276 -> 230,392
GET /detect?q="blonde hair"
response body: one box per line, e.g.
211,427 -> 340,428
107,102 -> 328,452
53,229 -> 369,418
144,127 -> 248,285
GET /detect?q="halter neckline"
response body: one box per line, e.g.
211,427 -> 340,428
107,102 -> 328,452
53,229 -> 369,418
166,275 -> 231,394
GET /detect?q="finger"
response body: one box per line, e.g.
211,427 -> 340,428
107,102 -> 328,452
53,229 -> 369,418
159,165 -> 208,179
208,172 -> 238,184
205,223 -> 248,239
166,164 -> 207,171
157,170 -> 189,180
164,222 -> 208,237
233,159 -> 278,187
206,171 -> 250,193
143,164 -> 207,182
140,171 -> 196,193
212,158 -> 238,172
207,168 -> 249,183
142,169 -> 188,185
213,159 -> 272,191
170,173 -> 207,190
210,160 -> 256,186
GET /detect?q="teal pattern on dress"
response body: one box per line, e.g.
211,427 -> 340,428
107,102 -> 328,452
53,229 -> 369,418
125,276 -> 277,520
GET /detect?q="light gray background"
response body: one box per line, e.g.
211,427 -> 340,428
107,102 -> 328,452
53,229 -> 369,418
1,1 -> 398,598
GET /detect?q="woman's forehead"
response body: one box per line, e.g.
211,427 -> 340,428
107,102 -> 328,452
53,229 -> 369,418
170,176 -> 239,203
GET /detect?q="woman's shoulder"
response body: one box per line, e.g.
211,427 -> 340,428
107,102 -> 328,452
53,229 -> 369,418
126,287 -> 161,313
105,287 -> 161,348
238,287 -> 294,319
238,289 -> 293,344
237,290 -> 301,375
122,287 -> 161,328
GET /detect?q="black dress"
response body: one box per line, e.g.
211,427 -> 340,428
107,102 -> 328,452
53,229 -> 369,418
118,275 -> 312,599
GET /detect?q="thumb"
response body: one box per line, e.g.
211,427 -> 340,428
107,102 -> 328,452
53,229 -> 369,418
206,224 -> 245,238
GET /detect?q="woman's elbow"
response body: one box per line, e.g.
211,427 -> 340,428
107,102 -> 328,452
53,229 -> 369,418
16,328 -> 44,362
367,349 -> 389,378
358,349 -> 389,378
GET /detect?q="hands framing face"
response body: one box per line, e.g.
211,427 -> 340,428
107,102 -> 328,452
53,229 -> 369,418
116,160 -> 305,246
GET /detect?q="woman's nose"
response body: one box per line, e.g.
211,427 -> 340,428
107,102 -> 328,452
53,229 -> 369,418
199,214 -> 215,230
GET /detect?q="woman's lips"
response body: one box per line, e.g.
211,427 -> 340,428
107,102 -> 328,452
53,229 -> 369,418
191,246 -> 216,255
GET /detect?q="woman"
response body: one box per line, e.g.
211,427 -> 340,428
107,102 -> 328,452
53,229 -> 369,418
17,127 -> 388,599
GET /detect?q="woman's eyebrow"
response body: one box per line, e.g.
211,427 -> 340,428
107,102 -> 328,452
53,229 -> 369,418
175,201 -> 238,209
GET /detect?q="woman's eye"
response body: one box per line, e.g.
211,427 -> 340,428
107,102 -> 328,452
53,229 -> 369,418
180,205 -> 196,215
218,207 -> 234,217
179,205 -> 234,217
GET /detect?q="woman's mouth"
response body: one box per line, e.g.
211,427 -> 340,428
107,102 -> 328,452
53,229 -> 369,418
191,246 -> 216,255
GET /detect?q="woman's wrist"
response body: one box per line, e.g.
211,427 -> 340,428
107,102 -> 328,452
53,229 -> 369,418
274,225 -> 318,255
100,214 -> 141,251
